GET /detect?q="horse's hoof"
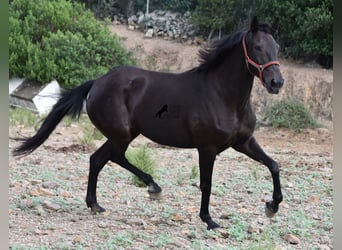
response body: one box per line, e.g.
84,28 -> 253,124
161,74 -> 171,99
90,204 -> 106,214
207,221 -> 220,230
148,191 -> 163,200
265,201 -> 277,218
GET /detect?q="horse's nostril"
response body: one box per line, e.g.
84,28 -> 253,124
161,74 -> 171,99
271,79 -> 284,88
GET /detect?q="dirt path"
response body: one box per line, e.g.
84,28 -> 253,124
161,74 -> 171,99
9,24 -> 333,249
110,25 -> 200,72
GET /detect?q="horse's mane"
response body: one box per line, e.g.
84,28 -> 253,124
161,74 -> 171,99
193,22 -> 276,72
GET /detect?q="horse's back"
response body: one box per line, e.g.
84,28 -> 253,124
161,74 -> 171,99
85,66 -> 197,146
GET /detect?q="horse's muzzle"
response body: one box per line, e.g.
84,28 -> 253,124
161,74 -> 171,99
267,78 -> 284,94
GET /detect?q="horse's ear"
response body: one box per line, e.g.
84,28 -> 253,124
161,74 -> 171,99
251,16 -> 259,33
272,18 -> 280,35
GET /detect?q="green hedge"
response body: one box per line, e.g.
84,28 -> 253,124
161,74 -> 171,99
9,0 -> 135,88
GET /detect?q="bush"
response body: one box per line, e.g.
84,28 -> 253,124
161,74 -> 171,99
9,0 -> 135,88
263,100 -> 320,130
125,144 -> 158,187
191,0 -> 234,38
250,0 -> 333,66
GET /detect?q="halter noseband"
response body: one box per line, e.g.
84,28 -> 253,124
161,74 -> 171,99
242,32 -> 280,86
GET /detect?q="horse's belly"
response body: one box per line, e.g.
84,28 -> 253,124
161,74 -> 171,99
136,116 -> 195,148
140,127 -> 195,148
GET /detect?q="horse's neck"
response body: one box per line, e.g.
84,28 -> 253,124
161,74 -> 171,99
209,50 -> 254,109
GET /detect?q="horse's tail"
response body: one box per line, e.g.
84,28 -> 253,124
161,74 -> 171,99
13,80 -> 94,156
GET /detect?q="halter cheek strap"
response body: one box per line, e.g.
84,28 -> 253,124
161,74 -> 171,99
242,32 -> 280,87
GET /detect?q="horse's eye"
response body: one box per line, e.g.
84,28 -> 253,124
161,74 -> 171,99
255,45 -> 262,51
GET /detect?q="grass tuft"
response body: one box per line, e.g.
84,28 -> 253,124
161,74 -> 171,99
263,100 -> 320,130
125,144 -> 158,187
9,107 -> 40,128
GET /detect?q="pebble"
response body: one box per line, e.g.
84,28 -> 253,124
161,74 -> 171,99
125,218 -> 145,226
42,181 -> 59,189
29,179 -> 42,185
73,235 -> 82,243
30,187 -> 55,197
284,234 -> 300,244
42,200 -> 61,211
217,228 -> 229,239
247,225 -> 260,234
98,221 -> 108,228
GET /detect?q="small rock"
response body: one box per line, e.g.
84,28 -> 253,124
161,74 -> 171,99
217,228 -> 229,239
98,221 -> 107,228
25,199 -> 36,209
34,229 -> 51,235
30,187 -> 55,197
42,200 -> 61,211
219,213 -> 231,220
191,182 -> 200,188
247,225 -> 260,234
284,234 -> 300,244
36,205 -> 46,215
126,218 -> 145,226
73,235 -> 82,244
172,213 -> 184,222
42,181 -> 59,189
286,182 -> 294,188
70,217 -> 79,222
145,29 -> 154,38
62,190 -> 71,198
29,179 -> 42,185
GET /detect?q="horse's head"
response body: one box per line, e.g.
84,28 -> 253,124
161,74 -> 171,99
243,16 -> 284,94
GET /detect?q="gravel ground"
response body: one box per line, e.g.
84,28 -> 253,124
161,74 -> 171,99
9,123 -> 333,249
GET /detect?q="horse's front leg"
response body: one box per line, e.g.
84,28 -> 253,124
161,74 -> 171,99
198,148 -> 220,230
233,136 -> 283,217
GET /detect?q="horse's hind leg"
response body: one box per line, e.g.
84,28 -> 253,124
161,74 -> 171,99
86,140 -> 113,213
233,136 -> 283,217
111,153 -> 162,199
86,139 -> 162,213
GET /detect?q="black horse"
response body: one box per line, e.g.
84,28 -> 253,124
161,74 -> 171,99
14,17 -> 284,230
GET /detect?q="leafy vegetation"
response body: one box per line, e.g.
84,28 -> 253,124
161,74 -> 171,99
125,144 -> 158,187
263,100 -> 320,130
191,0 -> 234,39
9,0 -> 135,88
250,0 -> 333,66
9,107 -> 40,128
76,0 -> 332,67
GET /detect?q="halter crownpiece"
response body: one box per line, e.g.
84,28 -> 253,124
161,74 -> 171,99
242,32 -> 280,87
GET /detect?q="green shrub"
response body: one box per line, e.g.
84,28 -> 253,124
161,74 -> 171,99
249,0 -> 333,63
191,0 -> 234,35
9,0 -> 135,88
263,100 -> 320,130
125,144 -> 158,187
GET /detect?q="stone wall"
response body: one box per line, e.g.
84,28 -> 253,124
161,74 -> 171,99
125,10 -> 199,42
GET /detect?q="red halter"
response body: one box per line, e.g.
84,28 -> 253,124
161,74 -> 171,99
242,32 -> 280,87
